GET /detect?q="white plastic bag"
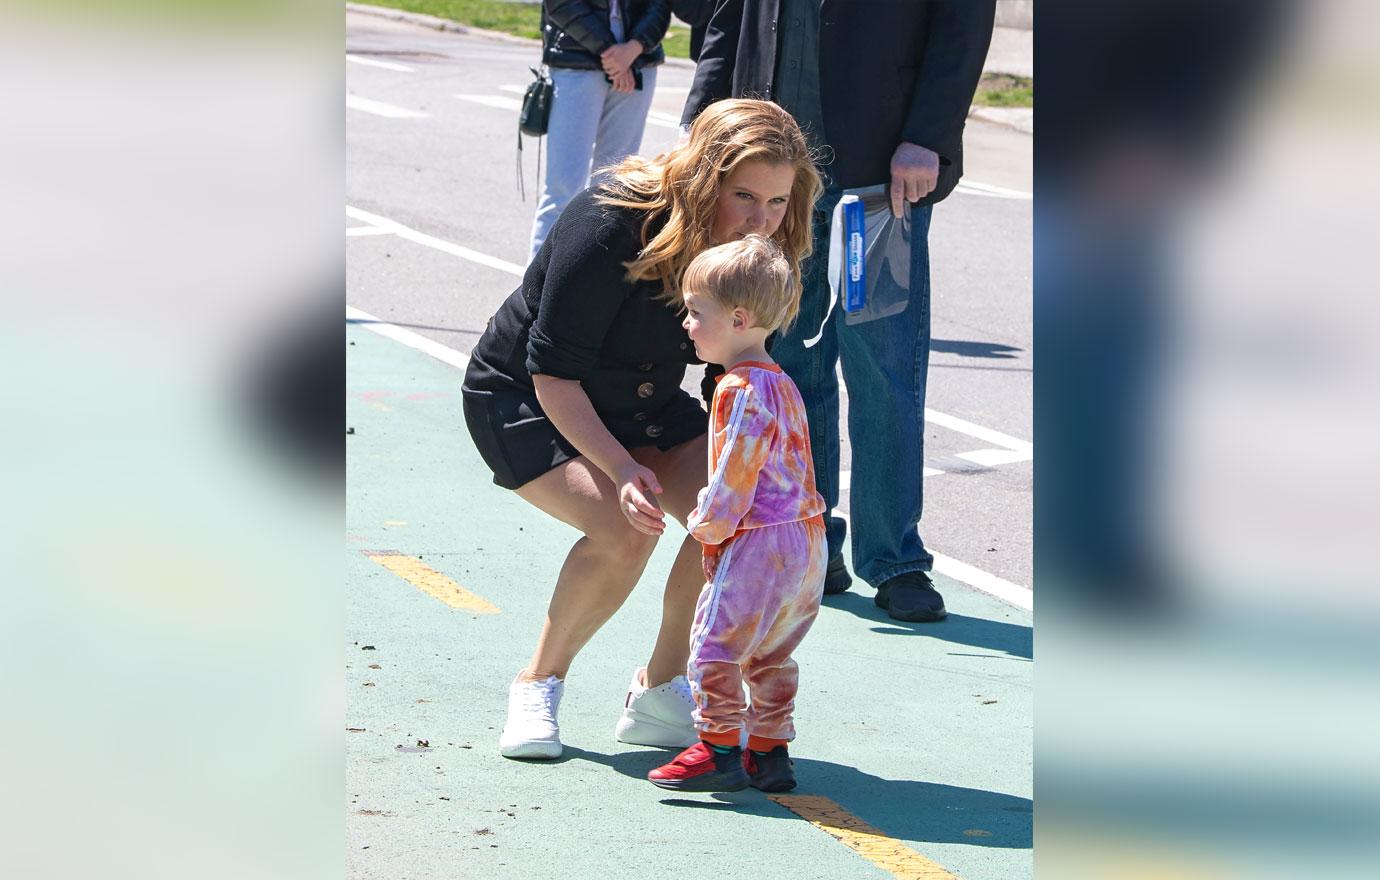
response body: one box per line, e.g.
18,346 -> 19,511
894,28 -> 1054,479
804,185 -> 913,348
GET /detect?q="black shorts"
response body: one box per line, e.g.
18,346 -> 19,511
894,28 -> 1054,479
462,389 -> 706,490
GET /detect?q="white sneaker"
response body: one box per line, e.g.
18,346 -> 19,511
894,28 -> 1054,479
499,674 -> 564,759
614,667 -> 698,748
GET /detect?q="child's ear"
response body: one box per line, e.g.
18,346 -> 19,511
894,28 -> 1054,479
731,307 -> 751,329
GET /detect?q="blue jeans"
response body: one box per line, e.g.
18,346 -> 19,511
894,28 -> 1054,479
773,190 -> 935,587
528,66 -> 657,261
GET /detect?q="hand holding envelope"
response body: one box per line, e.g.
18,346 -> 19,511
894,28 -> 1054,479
888,142 -> 941,218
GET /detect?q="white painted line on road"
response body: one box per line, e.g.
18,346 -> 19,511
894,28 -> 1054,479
924,408 -> 1031,454
346,225 -> 393,237
347,94 -> 428,118
645,111 -> 682,130
348,300 -> 1030,608
931,551 -> 1032,611
492,87 -> 678,129
956,448 -> 1032,467
347,54 -> 415,73
345,206 -> 1033,472
831,509 -> 1031,607
345,205 -> 525,277
347,305 -> 472,371
457,93 -> 521,111
955,179 -> 1032,200
501,83 -> 689,102
833,367 -> 1031,464
840,467 -> 944,493
484,90 -> 1022,183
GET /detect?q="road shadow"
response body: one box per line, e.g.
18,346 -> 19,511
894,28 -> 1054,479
567,747 -> 1031,850
823,591 -> 1032,660
552,744 -> 678,773
931,338 -> 1023,359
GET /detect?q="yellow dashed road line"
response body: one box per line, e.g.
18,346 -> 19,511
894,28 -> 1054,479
365,551 -> 500,613
768,794 -> 960,880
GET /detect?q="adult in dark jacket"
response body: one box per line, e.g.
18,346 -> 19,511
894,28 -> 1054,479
464,99 -> 823,760
669,0 -> 714,62
682,0 -> 995,622
529,0 -> 672,260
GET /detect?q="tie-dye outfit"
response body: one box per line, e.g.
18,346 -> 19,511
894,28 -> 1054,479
685,362 -> 827,750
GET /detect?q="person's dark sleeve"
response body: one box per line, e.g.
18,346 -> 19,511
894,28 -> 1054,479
680,0 -> 742,125
671,0 -> 714,62
526,202 -> 637,380
900,0 -> 996,165
546,0 -> 617,57
670,0 -> 713,27
628,0 -> 672,53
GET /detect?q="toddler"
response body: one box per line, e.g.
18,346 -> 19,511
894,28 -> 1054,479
647,234 -> 827,793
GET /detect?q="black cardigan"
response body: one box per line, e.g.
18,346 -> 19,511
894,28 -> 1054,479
464,189 -> 709,445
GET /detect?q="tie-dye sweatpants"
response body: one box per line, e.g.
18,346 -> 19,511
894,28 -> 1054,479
686,518 -> 827,748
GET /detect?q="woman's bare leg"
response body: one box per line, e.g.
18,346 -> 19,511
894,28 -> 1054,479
641,534 -> 703,686
514,456 -> 658,682
632,434 -> 710,686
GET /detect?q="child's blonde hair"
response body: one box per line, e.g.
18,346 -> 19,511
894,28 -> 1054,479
682,234 -> 800,333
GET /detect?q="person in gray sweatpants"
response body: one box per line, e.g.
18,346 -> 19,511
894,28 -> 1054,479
530,1 -> 671,261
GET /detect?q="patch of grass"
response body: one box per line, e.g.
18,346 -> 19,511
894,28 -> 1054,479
365,0 -> 542,40
364,0 -> 694,58
973,72 -> 1032,108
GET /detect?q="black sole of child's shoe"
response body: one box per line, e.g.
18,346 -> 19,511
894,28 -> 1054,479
648,771 -> 750,793
749,775 -> 797,793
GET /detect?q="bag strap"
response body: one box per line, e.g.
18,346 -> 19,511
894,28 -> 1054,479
516,125 -> 545,203
516,64 -> 550,202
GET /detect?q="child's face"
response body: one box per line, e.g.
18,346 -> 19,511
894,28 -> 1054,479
681,290 -> 740,365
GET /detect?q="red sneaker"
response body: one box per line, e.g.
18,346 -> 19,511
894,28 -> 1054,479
647,741 -> 749,792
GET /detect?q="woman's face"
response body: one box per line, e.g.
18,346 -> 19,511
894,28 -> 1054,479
709,160 -> 796,245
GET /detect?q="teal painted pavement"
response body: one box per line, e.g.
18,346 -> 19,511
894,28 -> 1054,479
346,321 -> 1032,879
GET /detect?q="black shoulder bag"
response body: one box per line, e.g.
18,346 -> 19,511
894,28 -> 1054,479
517,65 -> 553,200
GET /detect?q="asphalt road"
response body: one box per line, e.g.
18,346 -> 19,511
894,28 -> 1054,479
345,10 -> 1033,595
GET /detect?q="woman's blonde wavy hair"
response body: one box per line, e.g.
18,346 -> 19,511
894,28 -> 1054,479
595,98 -> 823,305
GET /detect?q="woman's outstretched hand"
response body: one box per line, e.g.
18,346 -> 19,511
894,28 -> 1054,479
616,462 -> 665,536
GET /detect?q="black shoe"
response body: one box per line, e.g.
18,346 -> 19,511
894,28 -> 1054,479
744,745 -> 796,793
874,571 -> 947,622
823,554 -> 852,595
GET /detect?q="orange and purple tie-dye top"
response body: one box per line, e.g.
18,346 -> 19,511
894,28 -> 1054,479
687,362 -> 826,555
